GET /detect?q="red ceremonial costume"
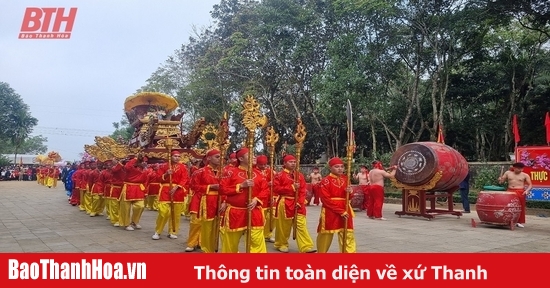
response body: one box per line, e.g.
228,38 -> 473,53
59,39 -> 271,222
219,148 -> 269,253
119,158 -> 149,229
274,168 -> 307,219
107,161 -> 126,227
507,188 -> 526,224
318,173 -> 354,232
220,166 -> 269,231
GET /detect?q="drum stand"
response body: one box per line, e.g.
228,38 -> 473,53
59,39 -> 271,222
392,171 -> 463,220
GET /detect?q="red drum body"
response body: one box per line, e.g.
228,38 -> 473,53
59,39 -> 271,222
476,191 -> 521,225
390,142 -> 468,191
350,185 -> 365,211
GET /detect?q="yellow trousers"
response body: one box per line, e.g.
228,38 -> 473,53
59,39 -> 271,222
91,194 -> 105,215
274,213 -> 315,252
46,177 -> 54,187
263,208 -> 276,239
119,198 -> 145,227
200,220 -> 219,253
182,195 -> 191,216
145,195 -> 159,210
186,213 -> 201,247
53,178 -> 58,188
78,190 -> 86,211
84,192 -> 93,214
221,229 -> 266,253
107,199 -> 120,225
154,202 -> 184,235
316,230 -> 356,253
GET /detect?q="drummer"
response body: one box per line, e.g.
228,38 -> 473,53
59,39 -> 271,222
498,162 -> 532,228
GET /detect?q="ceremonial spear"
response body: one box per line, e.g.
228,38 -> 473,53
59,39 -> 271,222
214,112 -> 230,253
241,95 -> 267,253
292,118 -> 306,240
265,126 -> 279,234
165,137 -> 177,235
343,99 -> 355,253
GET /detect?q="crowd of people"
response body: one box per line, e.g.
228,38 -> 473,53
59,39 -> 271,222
26,149 -> 534,252
46,149 -> 396,253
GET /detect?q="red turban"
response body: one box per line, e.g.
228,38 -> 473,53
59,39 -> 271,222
283,154 -> 296,163
229,152 -> 237,159
328,157 -> 344,167
372,160 -> 384,170
206,149 -> 220,157
256,155 -> 268,165
171,150 -> 180,156
236,148 -> 249,158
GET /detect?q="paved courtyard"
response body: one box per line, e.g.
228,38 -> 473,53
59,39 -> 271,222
1,181 -> 549,253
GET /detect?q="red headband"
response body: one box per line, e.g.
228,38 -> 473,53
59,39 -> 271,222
171,150 -> 180,156
236,148 -> 249,158
328,157 -> 344,167
256,155 -> 268,165
206,149 -> 220,158
283,154 -> 296,163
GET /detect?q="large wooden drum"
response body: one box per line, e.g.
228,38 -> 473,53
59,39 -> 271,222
476,191 -> 521,226
390,142 -> 468,191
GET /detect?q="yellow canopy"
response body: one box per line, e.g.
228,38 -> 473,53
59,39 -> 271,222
123,92 -> 179,113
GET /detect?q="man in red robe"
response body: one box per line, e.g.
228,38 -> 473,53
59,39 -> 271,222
108,158 -> 127,227
316,157 -> 356,253
119,155 -> 149,231
219,148 -> 269,253
273,154 -> 316,253
255,155 -> 277,243
152,150 -> 189,240
188,149 -> 223,253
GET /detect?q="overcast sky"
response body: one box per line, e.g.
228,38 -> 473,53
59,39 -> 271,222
0,0 -> 220,161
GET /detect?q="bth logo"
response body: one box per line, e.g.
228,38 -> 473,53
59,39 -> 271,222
19,7 -> 77,39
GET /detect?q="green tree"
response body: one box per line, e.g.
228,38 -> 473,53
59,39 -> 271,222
0,82 -> 38,162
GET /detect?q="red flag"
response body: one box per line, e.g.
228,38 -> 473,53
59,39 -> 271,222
545,112 -> 550,145
512,114 -> 520,144
437,123 -> 445,144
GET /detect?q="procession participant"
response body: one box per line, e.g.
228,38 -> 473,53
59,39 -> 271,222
307,167 -> 322,206
367,161 -> 396,221
36,165 -> 43,185
188,149 -> 223,253
219,148 -> 269,253
152,150 -> 189,240
184,156 -> 206,251
46,165 -> 55,188
183,158 -> 201,217
119,155 -> 149,231
108,158 -> 127,227
52,166 -> 60,188
63,164 -> 76,200
146,163 -> 161,211
69,163 -> 84,206
316,157 -> 356,253
255,155 -> 276,243
354,165 -> 370,211
88,161 -> 105,217
228,152 -> 238,167
84,161 -> 98,214
273,154 -> 316,253
78,162 -> 90,212
498,162 -> 532,228
65,164 -> 77,205
101,161 -> 113,220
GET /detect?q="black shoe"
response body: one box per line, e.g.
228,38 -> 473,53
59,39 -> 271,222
462,211 -> 470,213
